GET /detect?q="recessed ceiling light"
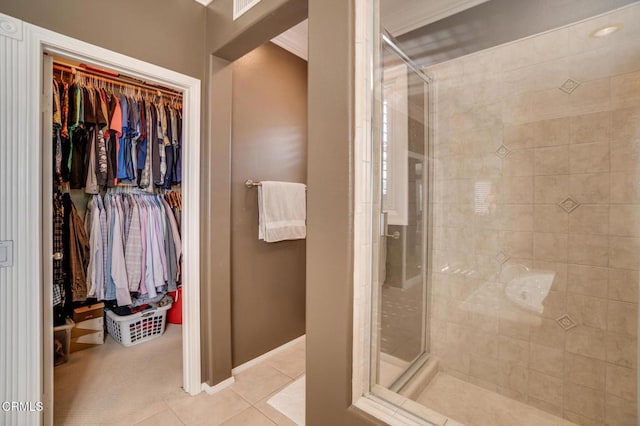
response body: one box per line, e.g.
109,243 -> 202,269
591,24 -> 622,38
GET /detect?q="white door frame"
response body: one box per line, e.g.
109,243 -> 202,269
19,19 -> 202,425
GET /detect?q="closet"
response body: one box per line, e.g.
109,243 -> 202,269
49,55 -> 186,419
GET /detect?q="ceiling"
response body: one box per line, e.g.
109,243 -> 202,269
267,1 -> 486,61
272,19 -> 308,61
395,0 -> 638,68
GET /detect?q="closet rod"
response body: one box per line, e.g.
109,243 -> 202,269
52,62 -> 182,98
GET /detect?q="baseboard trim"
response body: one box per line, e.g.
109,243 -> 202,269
232,334 -> 306,375
201,376 -> 235,395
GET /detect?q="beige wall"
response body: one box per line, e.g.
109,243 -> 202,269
307,0 -> 380,424
427,5 -> 640,425
0,0 -> 206,79
230,42 -> 307,367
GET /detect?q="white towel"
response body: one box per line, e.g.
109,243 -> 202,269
258,181 -> 306,243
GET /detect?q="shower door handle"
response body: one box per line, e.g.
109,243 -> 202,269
381,212 -> 401,239
385,231 -> 400,240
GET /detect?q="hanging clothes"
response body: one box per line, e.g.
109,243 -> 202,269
53,72 -> 183,194
87,191 -> 182,306
52,64 -> 184,314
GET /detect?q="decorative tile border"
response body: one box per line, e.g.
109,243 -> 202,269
495,144 -> 511,159
556,313 -> 578,331
559,196 -> 580,213
495,251 -> 510,264
559,78 -> 580,94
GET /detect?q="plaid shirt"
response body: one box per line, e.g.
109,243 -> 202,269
52,193 -> 64,306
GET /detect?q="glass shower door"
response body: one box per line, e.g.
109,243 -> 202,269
372,36 -> 431,393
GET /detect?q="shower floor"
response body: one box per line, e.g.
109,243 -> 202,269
416,373 -> 576,426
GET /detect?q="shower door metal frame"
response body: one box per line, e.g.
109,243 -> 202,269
370,30 -> 435,394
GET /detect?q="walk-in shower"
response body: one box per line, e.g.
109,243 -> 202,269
368,1 -> 640,425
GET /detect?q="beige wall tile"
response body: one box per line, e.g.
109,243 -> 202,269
503,149 -> 534,176
567,264 -> 608,298
610,140 -> 640,172
529,343 -> 564,378
608,268 -> 639,303
500,231 -> 533,259
606,364 -> 637,402
566,326 -> 606,360
569,173 -> 610,204
611,70 -> 640,109
611,172 -> 640,204
533,260 -> 568,292
498,361 -> 528,395
606,332 -> 637,369
533,118 -> 570,148
567,233 -> 609,267
527,396 -> 564,417
533,174 -> 570,206
528,370 -> 563,406
498,318 -> 530,341
606,393 -> 638,426
611,106 -> 640,142
503,59 -> 569,96
534,204 -> 568,233
535,146 -> 569,175
609,236 -> 640,270
610,205 -> 640,237
498,336 -> 529,366
567,294 -> 608,329
563,410 -> 602,426
531,318 -> 567,348
570,111 -> 611,145
569,78 -> 611,114
469,356 -> 500,385
571,35 -> 614,74
569,205 -> 609,235
534,232 -> 568,262
540,290 -> 566,320
468,312 -> 499,334
504,122 -> 536,150
474,229 -> 500,255
502,204 -> 534,231
469,331 -> 499,360
503,176 -> 534,204
608,300 -> 638,337
563,382 -> 605,422
564,352 -> 606,390
569,142 -> 610,174
438,347 -> 471,375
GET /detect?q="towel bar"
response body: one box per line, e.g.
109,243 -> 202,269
245,179 -> 307,190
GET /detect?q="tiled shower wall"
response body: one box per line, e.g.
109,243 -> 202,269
428,5 -> 639,425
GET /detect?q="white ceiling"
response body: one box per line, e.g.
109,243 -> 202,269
271,19 -> 308,61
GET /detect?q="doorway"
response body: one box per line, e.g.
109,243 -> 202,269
33,30 -> 202,425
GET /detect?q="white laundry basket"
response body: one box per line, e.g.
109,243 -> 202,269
105,304 -> 171,347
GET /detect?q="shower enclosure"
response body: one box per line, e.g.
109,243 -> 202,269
368,1 -> 640,425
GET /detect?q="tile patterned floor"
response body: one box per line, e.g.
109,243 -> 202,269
54,325 -> 305,425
